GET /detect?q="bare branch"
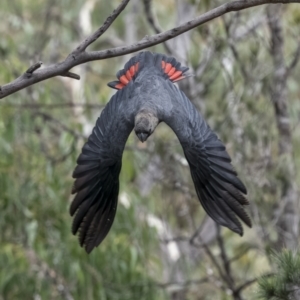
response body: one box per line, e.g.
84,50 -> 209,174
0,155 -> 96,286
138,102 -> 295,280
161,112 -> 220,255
223,17 -> 249,81
86,0 -> 300,61
216,226 -> 234,286
286,39 -> 300,75
215,227 -> 246,300
143,0 -> 172,54
0,0 -> 131,99
266,4 -> 299,250
143,0 -> 161,35
75,0 -> 131,52
61,71 -> 80,80
191,237 -> 227,285
1,0 -> 300,99
233,14 -> 266,41
233,273 -> 273,294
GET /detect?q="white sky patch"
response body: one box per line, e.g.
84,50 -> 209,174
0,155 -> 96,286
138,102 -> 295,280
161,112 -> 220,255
79,0 -> 95,35
167,241 -> 180,261
147,214 -> 165,236
222,56 -> 233,75
173,153 -> 188,167
119,192 -> 131,209
147,214 -> 181,261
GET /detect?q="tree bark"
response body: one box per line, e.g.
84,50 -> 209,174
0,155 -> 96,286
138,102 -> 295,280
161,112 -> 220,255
267,4 -> 299,250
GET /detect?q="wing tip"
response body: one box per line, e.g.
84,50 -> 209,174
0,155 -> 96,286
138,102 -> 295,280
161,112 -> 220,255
228,208 -> 252,236
230,224 -> 244,236
85,243 -> 96,254
71,184 -> 77,195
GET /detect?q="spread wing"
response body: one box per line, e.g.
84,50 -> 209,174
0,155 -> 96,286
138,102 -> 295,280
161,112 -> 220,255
166,86 -> 252,235
70,88 -> 134,253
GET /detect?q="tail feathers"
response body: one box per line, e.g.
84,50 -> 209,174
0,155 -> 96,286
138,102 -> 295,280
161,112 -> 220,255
107,51 -> 190,90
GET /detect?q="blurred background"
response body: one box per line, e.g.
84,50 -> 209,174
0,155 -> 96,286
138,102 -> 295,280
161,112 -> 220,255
1,0 -> 300,299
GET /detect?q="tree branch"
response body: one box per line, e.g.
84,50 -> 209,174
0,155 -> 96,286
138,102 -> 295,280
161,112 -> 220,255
216,226 -> 234,286
222,17 -> 250,82
142,0 -> 172,54
233,273 -> 273,295
60,71 -> 80,80
286,39 -> 300,76
0,0 -> 132,99
266,3 -> 299,250
191,237 -> 228,286
1,0 -> 300,99
75,0 -> 131,52
216,226 -> 245,300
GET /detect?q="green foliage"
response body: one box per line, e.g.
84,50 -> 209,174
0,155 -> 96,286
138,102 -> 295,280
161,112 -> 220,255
258,250 -> 300,300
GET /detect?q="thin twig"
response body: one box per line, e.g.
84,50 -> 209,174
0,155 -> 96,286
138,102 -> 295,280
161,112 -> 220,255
215,226 -> 245,300
142,0 -> 172,54
286,39 -> 300,75
75,0 -> 131,53
26,61 -> 43,74
233,273 -> 273,294
216,226 -> 234,286
191,237 -> 227,285
61,71 -> 80,80
222,17 -> 249,81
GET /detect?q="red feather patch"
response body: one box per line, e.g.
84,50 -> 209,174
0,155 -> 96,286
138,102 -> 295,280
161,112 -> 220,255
108,53 -> 189,91
161,61 -> 185,83
108,62 -> 139,90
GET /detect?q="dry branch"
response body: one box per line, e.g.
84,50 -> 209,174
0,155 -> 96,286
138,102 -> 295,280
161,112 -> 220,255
1,0 -> 300,99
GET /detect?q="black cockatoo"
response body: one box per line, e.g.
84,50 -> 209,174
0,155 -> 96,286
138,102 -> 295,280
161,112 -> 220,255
70,51 -> 251,253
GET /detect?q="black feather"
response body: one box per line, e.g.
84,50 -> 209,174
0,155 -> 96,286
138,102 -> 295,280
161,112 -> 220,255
70,88 -> 133,253
166,86 -> 251,235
